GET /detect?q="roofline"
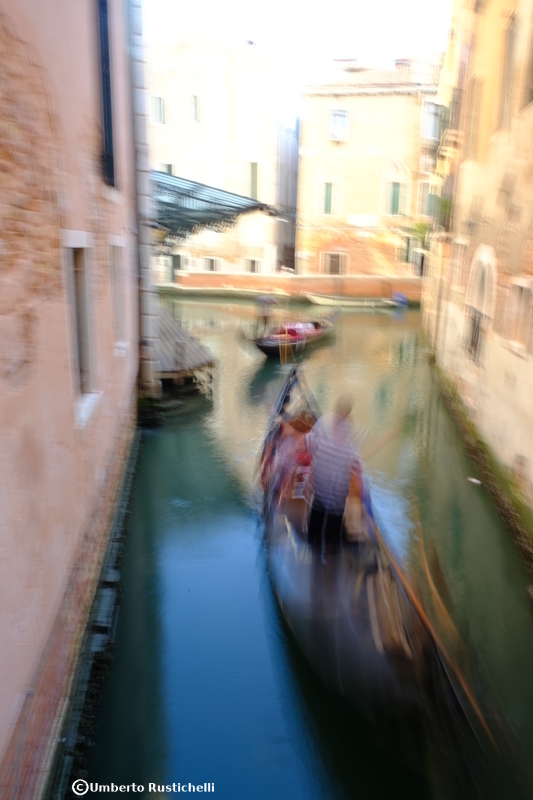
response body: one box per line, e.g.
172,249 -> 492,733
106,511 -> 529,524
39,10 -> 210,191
304,86 -> 438,97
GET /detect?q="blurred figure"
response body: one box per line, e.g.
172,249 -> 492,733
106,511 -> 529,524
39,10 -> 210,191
305,395 -> 363,559
271,418 -> 306,505
256,295 -> 278,334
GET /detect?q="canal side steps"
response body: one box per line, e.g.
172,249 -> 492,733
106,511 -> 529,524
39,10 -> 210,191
43,431 -> 142,800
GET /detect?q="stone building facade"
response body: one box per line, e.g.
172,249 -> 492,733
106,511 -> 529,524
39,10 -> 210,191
296,60 -> 442,277
0,1 -> 146,796
147,35 -> 298,279
423,0 -> 533,505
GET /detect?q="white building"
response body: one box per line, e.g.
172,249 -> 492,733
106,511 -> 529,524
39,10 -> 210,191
147,35 -> 297,278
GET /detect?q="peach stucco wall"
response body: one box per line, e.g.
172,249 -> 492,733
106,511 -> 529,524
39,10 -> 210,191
0,1 -> 139,795
170,272 -> 422,301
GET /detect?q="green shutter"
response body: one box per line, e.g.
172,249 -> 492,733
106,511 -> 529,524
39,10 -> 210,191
391,182 -> 400,215
324,182 -> 332,214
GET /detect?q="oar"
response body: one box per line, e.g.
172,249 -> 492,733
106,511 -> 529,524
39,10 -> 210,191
410,502 -> 468,667
368,517 -> 499,752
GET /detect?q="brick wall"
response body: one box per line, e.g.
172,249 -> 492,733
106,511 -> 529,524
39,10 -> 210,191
171,272 -> 422,301
0,5 -> 140,797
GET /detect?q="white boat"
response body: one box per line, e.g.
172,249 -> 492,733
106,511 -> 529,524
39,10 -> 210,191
302,292 -> 401,309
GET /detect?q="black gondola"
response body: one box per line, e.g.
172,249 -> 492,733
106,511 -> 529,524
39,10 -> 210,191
253,317 -> 335,359
258,365 -> 504,746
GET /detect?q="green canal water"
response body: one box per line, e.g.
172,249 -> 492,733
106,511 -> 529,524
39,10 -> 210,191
87,301 -> 533,799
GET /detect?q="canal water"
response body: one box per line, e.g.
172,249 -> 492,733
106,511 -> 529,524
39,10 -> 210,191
87,300 -> 533,799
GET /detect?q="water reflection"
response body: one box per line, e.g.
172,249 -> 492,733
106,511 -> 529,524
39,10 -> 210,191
87,300 -> 533,799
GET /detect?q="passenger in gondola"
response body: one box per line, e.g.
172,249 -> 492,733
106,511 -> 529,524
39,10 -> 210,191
270,417 -> 307,505
305,395 -> 363,559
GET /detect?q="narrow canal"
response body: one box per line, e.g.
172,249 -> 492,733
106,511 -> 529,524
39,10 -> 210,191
87,301 -> 533,799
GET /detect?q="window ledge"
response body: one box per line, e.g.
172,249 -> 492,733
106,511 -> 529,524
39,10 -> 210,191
504,340 -> 528,359
75,391 -> 103,429
102,185 -> 120,204
114,341 -> 130,358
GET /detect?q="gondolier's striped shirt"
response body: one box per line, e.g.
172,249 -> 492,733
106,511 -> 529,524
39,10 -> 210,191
305,413 -> 363,515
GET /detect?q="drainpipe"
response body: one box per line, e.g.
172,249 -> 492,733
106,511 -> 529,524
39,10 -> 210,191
127,0 -> 160,397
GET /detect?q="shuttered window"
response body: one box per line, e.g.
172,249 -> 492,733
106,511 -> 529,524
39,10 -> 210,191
390,182 -> 400,215
324,182 -> 333,214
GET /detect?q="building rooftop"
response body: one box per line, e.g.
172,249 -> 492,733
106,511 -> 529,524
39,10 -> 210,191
305,60 -> 441,96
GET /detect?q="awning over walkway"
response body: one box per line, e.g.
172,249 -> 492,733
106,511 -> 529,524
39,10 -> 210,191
152,171 -> 279,242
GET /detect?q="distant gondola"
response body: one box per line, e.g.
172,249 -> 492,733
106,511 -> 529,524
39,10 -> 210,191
253,318 -> 335,359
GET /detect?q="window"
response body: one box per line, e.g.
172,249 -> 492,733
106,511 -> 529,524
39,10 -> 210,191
499,17 -> 516,128
382,161 -> 409,216
450,87 -> 462,130
324,252 -> 344,275
508,281 -> 531,348
70,248 -> 93,393
204,258 -> 217,272
418,182 -> 438,217
466,77 -> 481,159
109,245 -> 126,343
420,154 -> 436,172
246,259 -> 259,273
410,249 -> 426,276
324,182 -> 333,214
192,95 -> 200,122
250,163 -> 258,200
151,96 -> 165,125
452,240 -> 468,285
97,0 -> 115,186
419,182 -> 430,216
422,102 -> 440,141
524,18 -> 533,107
467,308 -> 483,361
172,254 -> 183,280
390,182 -> 401,215
465,256 -> 494,362
330,110 -> 348,141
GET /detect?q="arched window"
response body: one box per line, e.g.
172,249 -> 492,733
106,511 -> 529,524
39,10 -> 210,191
465,245 -> 496,362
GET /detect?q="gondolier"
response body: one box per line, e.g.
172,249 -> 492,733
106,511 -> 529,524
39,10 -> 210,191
256,294 -> 278,334
305,395 -> 363,558
258,365 -> 499,751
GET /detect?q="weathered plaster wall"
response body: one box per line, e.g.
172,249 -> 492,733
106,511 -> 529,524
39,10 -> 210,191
0,2 -> 140,796
296,89 -> 431,276
146,37 -> 281,274
423,0 -> 533,511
